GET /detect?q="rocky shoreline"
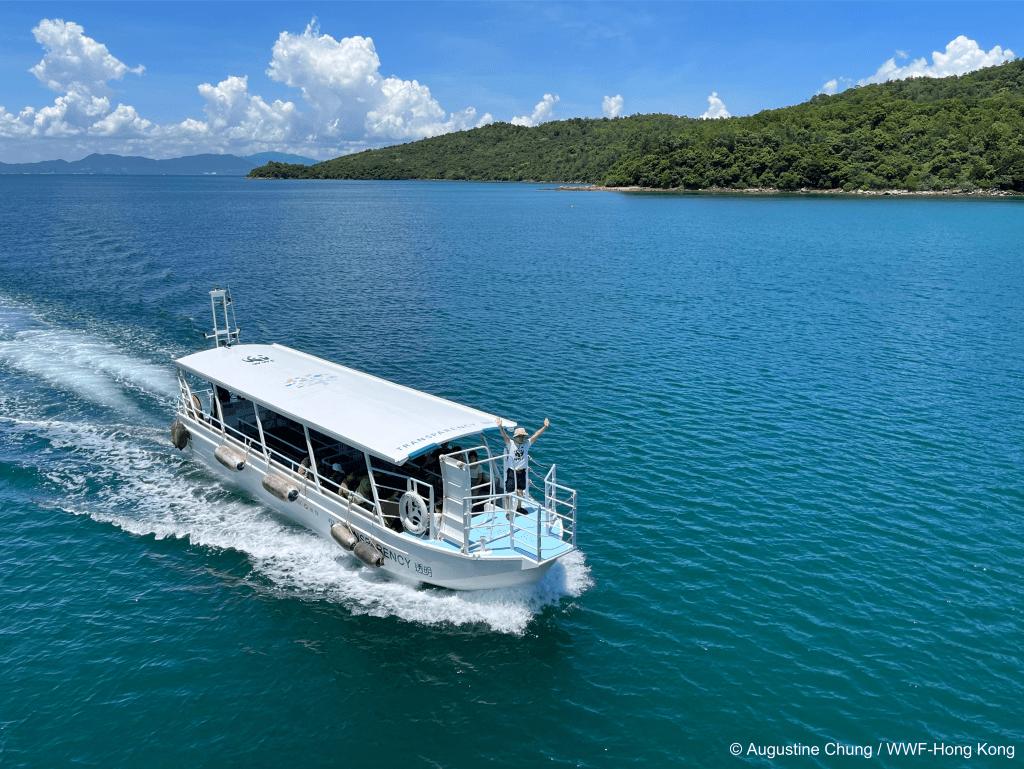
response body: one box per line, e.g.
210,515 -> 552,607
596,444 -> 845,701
554,184 -> 1021,197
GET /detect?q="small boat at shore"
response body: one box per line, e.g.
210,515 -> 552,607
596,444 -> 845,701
170,288 -> 577,590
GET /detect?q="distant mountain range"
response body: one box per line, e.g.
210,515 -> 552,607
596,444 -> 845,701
0,152 -> 315,175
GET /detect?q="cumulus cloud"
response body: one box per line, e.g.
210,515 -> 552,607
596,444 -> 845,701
821,36 -> 1014,95
366,77 -> 491,139
512,93 -> 560,127
602,94 -> 623,118
858,35 -> 1013,85
89,103 -> 152,136
267,21 -> 492,142
1,17 -> 493,162
0,19 -> 145,142
30,18 -> 144,95
820,77 -> 852,96
700,92 -> 730,120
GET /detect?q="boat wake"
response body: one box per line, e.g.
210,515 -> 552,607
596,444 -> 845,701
0,303 -> 591,634
8,416 -> 590,633
0,295 -> 178,417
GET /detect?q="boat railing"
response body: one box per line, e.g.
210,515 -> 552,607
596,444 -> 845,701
371,470 -> 435,531
175,391 -> 379,521
439,447 -> 577,561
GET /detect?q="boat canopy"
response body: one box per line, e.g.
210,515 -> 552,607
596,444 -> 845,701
174,343 -> 513,465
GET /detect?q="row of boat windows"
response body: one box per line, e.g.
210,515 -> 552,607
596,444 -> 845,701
185,378 -> 486,531
193,383 -> 375,502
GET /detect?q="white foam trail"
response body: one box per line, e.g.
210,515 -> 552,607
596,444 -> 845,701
7,416 -> 591,634
0,296 -> 178,413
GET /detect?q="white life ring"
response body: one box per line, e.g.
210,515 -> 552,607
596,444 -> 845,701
400,491 -> 429,535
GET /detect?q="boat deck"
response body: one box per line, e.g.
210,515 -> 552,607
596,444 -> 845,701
425,502 -> 574,562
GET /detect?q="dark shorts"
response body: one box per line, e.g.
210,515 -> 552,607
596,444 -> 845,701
505,468 -> 527,493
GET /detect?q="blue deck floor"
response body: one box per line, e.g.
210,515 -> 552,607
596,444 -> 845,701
430,500 -> 573,561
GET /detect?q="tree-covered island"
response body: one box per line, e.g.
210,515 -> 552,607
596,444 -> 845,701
249,59 -> 1024,192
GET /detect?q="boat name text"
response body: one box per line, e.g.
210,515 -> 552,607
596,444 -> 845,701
396,422 -> 483,454
358,535 -> 432,577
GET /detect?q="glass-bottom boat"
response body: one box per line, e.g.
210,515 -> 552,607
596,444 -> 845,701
170,288 -> 577,590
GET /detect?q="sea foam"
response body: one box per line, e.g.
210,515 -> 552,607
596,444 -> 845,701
0,295 -> 178,415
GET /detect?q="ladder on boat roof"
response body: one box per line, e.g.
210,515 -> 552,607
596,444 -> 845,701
205,286 -> 241,348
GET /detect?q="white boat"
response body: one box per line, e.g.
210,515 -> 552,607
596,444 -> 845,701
170,288 -> 577,590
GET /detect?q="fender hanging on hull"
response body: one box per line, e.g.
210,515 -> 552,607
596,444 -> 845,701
330,522 -> 358,551
353,541 -> 384,567
170,420 -> 190,450
262,473 -> 299,502
214,445 -> 246,471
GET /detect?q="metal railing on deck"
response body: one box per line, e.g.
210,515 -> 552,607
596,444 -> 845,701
439,447 -> 577,561
175,392 -> 378,522
371,468 -> 435,530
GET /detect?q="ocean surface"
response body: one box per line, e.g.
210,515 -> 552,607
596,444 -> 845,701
1,176 -> 1022,767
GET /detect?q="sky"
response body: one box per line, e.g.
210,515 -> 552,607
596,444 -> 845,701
0,1 -> 1019,163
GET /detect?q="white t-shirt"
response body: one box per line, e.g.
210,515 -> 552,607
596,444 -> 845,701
505,437 -> 531,471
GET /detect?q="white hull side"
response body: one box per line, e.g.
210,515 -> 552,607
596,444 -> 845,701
181,417 -> 556,590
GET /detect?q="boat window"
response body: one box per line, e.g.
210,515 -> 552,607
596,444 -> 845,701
209,387 -> 253,433
369,456 -> 407,496
250,405 -> 311,471
371,452 -> 443,511
299,427 -> 373,504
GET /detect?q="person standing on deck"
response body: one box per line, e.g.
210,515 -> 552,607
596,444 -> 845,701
497,417 -> 550,509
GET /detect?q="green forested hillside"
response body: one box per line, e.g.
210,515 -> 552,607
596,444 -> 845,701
250,59 -> 1024,191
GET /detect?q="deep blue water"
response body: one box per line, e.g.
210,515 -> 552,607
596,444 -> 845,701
1,177 -> 1022,767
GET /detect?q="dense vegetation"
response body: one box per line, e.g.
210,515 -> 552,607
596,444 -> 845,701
250,59 -> 1024,191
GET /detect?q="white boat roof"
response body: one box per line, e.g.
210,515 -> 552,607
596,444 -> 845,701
173,343 -> 513,465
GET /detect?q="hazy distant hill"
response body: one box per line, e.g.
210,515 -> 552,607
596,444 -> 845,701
250,59 -> 1024,192
0,152 -> 315,175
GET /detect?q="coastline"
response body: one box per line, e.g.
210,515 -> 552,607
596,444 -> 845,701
554,184 -> 1022,197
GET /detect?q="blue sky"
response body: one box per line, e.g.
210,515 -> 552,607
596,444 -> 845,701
1,2 -> 1019,163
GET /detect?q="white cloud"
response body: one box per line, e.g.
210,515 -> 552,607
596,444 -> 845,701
30,18 -> 144,96
602,94 -> 623,118
819,77 -> 852,96
512,93 -> 560,127
700,92 -> 730,120
858,36 -> 1013,86
266,21 -> 492,143
89,103 -> 152,137
821,35 -> 1015,95
366,77 -> 492,139
0,19 -> 146,143
1,17 -> 494,162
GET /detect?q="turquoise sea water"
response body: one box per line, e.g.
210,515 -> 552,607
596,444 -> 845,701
1,177 -> 1022,767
